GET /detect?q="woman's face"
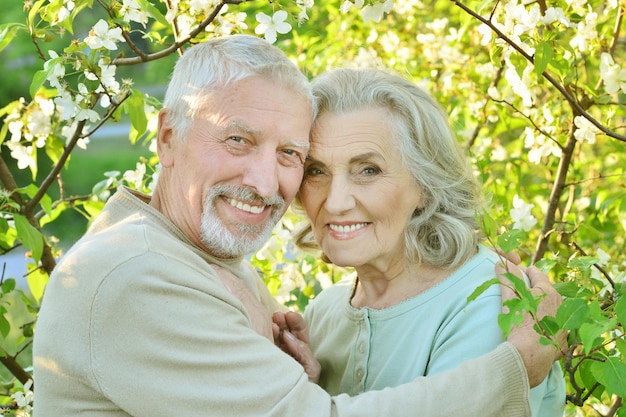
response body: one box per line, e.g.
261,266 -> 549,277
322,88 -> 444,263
300,107 -> 424,270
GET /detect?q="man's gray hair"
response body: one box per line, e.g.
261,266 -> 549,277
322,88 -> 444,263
163,35 -> 314,140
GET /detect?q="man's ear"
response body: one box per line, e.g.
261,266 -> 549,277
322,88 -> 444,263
157,109 -> 175,168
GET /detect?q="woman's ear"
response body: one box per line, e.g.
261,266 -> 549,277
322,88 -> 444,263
156,109 -> 175,168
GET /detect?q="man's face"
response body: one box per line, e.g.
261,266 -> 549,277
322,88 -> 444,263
158,76 -> 312,257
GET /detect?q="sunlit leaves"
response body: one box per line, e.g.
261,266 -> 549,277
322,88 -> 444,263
12,214 -> 43,263
591,358 -> 626,399
0,23 -> 25,53
534,41 -> 553,75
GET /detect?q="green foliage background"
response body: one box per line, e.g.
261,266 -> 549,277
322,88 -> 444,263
0,0 -> 625,415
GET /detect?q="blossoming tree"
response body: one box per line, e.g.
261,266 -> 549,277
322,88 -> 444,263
0,0 -> 624,415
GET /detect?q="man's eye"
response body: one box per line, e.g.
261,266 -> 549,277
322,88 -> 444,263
279,149 -> 305,167
222,136 -> 251,156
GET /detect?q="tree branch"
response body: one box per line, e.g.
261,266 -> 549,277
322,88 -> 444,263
532,127 -> 578,263
112,0 -> 245,66
450,0 -> 626,142
0,348 -> 32,387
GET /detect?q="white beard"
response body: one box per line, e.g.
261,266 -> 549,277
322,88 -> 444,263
200,185 -> 285,258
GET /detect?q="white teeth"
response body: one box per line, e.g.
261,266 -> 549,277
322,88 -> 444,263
228,198 -> 265,214
329,223 -> 367,233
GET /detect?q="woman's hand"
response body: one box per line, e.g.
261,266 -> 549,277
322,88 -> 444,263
273,311 -> 321,384
498,260 -> 568,387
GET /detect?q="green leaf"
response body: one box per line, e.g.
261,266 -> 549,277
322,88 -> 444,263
136,0 -> 169,26
538,315 -> 560,338
476,208 -> 497,239
580,359 -> 605,400
498,303 -> 525,337
591,357 -> 626,398
568,256 -> 599,271
0,23 -> 25,53
556,298 -> 589,330
30,68 -> 51,98
0,309 -> 10,338
1,278 -> 16,294
466,277 -> 500,303
534,41 -> 553,75
579,321 -> 612,355
26,267 -> 48,304
534,258 -> 556,273
126,90 -> 147,143
553,281 -> 580,298
44,134 -> 66,165
13,214 -> 44,262
497,229 -> 526,254
27,0 -> 47,27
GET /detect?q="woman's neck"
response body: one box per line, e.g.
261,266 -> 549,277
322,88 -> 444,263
350,262 -> 453,310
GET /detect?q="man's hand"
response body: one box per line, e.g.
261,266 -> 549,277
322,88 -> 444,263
272,311 -> 321,383
498,261 -> 567,387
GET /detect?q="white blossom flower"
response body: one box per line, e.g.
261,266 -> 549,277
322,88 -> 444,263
565,0 -> 587,9
44,50 -> 66,91
27,97 -> 55,148
340,0 -> 354,13
542,7 -> 570,26
6,141 -> 35,170
510,195 -> 538,232
569,7 -> 597,52
55,0 -> 74,24
573,116 -> 599,144
255,11 -> 292,44
214,10 -> 248,35
124,162 -> 147,189
296,0 -> 314,23
54,89 -> 100,123
504,61 -> 534,107
84,19 -> 125,50
98,61 -> 120,92
60,121 -> 91,149
12,380 -> 33,410
189,0 -> 219,14
8,118 -> 24,143
361,0 -> 393,23
120,0 -> 149,27
599,53 -> 626,94
477,23 -> 492,46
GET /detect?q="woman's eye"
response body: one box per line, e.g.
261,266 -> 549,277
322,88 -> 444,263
362,166 -> 380,175
304,165 -> 324,177
228,136 -> 245,144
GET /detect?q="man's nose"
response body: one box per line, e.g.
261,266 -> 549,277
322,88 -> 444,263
242,148 -> 280,199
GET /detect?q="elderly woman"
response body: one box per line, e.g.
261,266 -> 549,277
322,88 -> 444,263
292,68 -> 565,416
